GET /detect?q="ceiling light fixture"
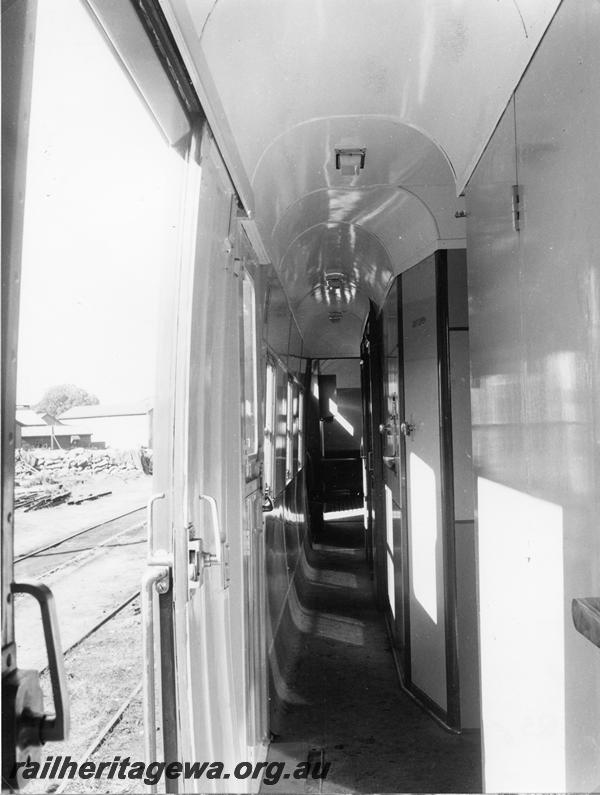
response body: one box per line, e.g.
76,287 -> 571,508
335,147 -> 366,176
311,272 -> 357,306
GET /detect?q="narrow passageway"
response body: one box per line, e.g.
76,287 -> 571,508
266,514 -> 481,794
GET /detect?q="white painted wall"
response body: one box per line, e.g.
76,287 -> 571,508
85,414 -> 150,449
466,0 -> 600,789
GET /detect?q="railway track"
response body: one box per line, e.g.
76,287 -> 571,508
39,590 -> 140,675
14,506 -> 150,786
14,506 -> 147,581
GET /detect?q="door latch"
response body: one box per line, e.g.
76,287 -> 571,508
189,495 -> 230,589
262,486 -> 274,513
188,533 -> 219,589
400,421 -> 416,437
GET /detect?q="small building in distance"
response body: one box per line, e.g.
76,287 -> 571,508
59,399 -> 152,450
15,407 -> 56,447
20,424 -> 92,449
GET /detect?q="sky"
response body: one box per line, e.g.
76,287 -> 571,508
17,0 -> 185,406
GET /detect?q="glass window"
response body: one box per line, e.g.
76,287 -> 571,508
274,364 -> 288,494
12,0 -> 186,777
285,379 -> 294,484
242,273 -> 258,459
18,0 -> 184,414
264,363 -> 276,496
297,390 -> 305,469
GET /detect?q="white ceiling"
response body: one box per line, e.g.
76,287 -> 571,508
158,0 -> 561,355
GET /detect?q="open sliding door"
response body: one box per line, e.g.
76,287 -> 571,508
148,127 -> 258,791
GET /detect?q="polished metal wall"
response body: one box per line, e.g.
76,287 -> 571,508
466,0 -> 600,788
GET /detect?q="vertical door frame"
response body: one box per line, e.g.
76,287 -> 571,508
363,305 -> 387,608
435,249 -> 461,731
1,0 -> 39,685
2,4 -> 42,784
395,277 -> 412,683
359,340 -> 374,568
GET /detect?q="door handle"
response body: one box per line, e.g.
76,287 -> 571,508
11,582 -> 70,744
196,494 -> 230,589
146,492 -> 165,554
400,421 -> 416,437
199,494 -> 224,554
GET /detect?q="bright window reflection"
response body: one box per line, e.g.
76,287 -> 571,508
385,485 -> 395,617
477,478 -> 565,791
409,452 -> 438,623
328,398 -> 355,437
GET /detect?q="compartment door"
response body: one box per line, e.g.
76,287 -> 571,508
401,257 -> 448,712
147,127 -> 250,790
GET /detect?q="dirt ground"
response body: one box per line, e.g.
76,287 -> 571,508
23,600 -> 145,795
13,474 -> 153,794
14,471 -> 152,558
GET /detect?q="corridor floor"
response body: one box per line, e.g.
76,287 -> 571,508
264,519 -> 482,794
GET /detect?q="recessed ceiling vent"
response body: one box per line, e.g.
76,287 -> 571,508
335,147 -> 366,176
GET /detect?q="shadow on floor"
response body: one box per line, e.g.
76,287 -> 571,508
264,519 -> 482,794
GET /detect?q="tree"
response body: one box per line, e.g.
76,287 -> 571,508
35,384 -> 99,419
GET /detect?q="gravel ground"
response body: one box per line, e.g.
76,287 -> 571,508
23,600 -> 145,795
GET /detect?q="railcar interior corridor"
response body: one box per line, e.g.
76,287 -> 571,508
3,0 -> 600,793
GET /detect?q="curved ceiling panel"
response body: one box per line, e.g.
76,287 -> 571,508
298,306 -> 368,358
159,0 -> 560,354
280,222 -> 392,300
279,223 -> 389,355
274,188 -> 439,296
250,116 -> 455,267
163,0 -> 561,196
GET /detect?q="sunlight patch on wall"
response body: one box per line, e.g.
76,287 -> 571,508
385,484 -> 395,617
477,477 -> 565,792
328,398 -> 355,437
409,452 -> 438,623
323,507 -> 364,522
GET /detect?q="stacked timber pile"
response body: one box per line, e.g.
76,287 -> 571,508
14,448 -> 145,489
14,486 -> 72,512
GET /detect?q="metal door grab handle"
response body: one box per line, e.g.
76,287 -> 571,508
199,494 -> 224,556
141,562 -> 169,794
12,582 -> 70,743
146,492 -> 165,557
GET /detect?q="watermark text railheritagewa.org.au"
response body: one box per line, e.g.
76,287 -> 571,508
12,756 -> 331,787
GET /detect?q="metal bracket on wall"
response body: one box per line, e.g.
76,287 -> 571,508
512,184 -> 522,232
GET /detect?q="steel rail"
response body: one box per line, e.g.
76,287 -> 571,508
15,521 -> 146,583
39,590 -> 140,676
14,504 -> 147,563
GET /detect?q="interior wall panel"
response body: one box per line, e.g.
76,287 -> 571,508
466,0 -> 600,789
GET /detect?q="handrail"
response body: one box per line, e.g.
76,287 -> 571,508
12,582 -> 70,743
146,492 -> 165,556
141,560 -> 170,794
